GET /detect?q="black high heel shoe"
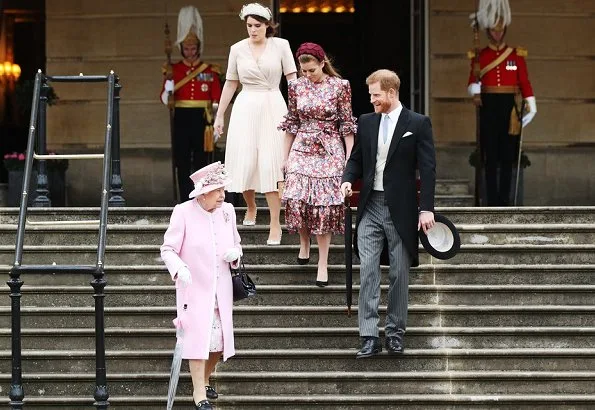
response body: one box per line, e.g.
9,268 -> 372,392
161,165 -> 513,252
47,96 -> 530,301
297,237 -> 311,265
297,257 -> 310,265
315,280 -> 328,287
205,385 -> 218,400
195,399 -> 213,409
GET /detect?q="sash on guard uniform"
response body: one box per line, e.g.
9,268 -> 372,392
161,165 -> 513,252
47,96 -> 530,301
174,63 -> 217,153
477,47 -> 524,135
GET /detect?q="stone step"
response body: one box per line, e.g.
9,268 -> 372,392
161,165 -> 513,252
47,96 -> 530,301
1,371 -> 594,397
434,179 -> 471,195
2,264 -> 593,286
242,206 -> 595,225
2,284 -> 594,307
1,223 -> 594,246
1,244 -> 594,265
1,305 -> 593,329
1,206 -> 594,225
1,327 -> 594,351
0,394 -> 594,409
0,348 -> 594,373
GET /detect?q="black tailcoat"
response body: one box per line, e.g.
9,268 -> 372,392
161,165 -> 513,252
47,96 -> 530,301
343,107 -> 436,267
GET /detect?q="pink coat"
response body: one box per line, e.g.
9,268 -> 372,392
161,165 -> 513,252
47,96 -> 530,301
160,200 -> 241,361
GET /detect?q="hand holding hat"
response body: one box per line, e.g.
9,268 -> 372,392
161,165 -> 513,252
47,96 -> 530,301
418,213 -> 461,260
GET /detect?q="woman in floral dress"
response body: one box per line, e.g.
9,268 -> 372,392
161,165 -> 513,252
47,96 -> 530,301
279,42 -> 356,286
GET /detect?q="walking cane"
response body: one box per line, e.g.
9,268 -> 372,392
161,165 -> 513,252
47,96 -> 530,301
344,197 -> 353,317
513,100 -> 526,206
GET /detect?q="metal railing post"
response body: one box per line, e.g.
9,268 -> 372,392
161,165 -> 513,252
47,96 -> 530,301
92,72 -> 115,410
108,77 -> 125,206
7,266 -> 24,410
8,71 -> 43,409
33,80 -> 51,207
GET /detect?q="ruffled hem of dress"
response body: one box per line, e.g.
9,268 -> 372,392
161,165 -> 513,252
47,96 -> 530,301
282,172 -> 344,206
285,199 -> 345,235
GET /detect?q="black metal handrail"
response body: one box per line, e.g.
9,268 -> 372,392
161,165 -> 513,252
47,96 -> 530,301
7,70 -> 119,409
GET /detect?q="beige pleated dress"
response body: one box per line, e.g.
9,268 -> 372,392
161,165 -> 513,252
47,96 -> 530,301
224,37 -> 297,193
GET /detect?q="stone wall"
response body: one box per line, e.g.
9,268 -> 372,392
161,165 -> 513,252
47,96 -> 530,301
44,0 -> 594,205
429,0 -> 595,205
45,0 -> 254,205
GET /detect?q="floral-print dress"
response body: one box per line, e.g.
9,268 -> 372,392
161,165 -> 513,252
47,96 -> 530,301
278,76 -> 357,235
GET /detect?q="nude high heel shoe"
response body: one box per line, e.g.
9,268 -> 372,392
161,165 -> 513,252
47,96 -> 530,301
242,209 -> 257,226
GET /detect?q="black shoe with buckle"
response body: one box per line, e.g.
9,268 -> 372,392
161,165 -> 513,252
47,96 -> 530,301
385,335 -> 404,354
195,399 -> 213,409
205,385 -> 218,400
356,336 -> 382,359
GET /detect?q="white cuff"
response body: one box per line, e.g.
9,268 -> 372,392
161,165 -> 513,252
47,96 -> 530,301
467,82 -> 481,96
526,96 -> 537,113
161,90 -> 169,106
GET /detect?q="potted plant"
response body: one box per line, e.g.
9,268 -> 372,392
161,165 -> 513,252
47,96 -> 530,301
3,152 -> 69,206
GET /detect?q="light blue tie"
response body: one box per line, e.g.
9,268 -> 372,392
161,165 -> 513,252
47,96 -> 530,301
382,114 -> 390,144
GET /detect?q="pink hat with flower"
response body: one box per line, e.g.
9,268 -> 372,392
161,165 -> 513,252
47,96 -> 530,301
188,161 -> 231,198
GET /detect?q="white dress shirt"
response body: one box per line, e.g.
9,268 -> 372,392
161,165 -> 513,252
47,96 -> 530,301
373,104 -> 402,191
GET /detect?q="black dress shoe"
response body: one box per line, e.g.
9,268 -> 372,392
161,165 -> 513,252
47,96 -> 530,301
315,280 -> 328,287
356,336 -> 382,359
297,257 -> 310,265
385,335 -> 404,354
195,399 -> 213,409
205,385 -> 218,400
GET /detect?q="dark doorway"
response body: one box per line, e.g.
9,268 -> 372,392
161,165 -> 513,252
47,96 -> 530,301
0,0 -> 45,182
276,0 -> 411,117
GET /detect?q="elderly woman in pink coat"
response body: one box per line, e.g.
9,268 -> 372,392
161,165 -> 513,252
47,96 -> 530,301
161,161 -> 242,410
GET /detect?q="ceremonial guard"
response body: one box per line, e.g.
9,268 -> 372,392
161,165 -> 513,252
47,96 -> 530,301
161,6 -> 222,201
467,0 -> 536,206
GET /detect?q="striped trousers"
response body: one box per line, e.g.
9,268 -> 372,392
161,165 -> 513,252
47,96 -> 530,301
357,191 -> 411,338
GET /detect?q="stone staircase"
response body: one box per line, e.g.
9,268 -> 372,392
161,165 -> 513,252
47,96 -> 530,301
0,204 -> 594,409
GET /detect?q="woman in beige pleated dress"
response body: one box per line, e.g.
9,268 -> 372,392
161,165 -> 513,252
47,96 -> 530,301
214,2 -> 297,245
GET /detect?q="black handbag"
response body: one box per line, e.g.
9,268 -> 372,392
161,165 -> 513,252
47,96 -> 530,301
231,258 -> 256,302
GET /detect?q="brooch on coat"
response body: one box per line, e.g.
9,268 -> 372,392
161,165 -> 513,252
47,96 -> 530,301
223,211 -> 230,223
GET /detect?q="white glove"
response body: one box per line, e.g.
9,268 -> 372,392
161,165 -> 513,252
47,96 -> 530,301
467,82 -> 481,96
522,96 -> 537,128
176,266 -> 192,287
223,247 -> 241,263
161,80 -> 175,105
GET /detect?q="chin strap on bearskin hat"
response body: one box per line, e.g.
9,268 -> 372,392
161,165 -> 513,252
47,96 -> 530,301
470,0 -> 511,30
175,5 -> 204,55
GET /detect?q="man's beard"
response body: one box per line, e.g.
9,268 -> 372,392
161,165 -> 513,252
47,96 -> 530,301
375,100 -> 391,113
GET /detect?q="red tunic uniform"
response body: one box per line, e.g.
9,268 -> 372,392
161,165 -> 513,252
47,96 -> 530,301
161,60 -> 222,106
161,60 -> 223,201
467,43 -> 534,206
468,44 -> 534,98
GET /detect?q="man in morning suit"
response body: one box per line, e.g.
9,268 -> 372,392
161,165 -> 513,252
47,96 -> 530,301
341,69 -> 436,358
